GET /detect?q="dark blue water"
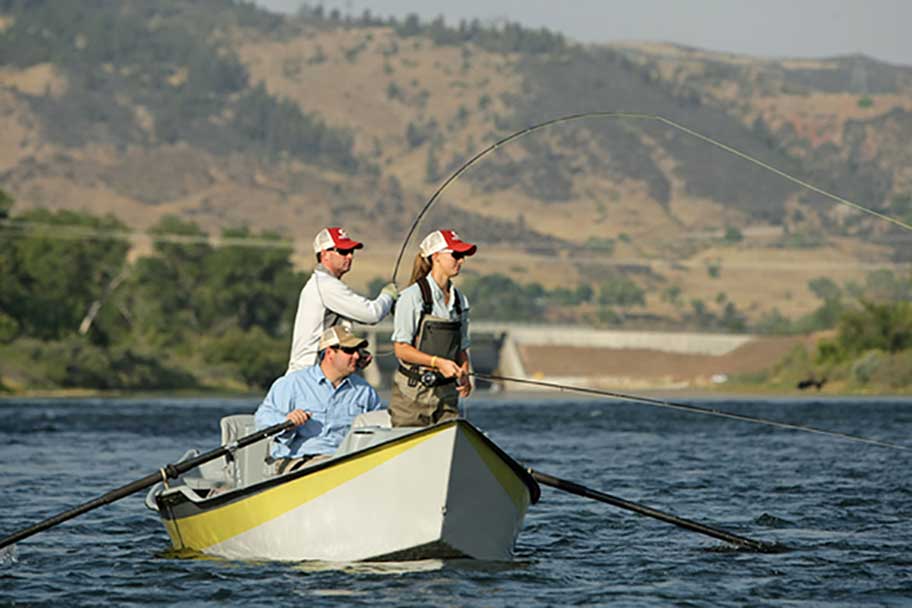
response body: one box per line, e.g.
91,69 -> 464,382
1,396 -> 910,607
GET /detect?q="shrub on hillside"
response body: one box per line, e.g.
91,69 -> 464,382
40,337 -> 196,390
202,327 -> 287,390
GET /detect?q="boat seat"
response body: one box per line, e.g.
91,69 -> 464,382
352,409 -> 391,428
220,414 -> 274,487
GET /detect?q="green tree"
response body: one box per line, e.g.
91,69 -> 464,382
598,276 -> 645,307
203,326 -> 288,389
723,225 -> 743,243
0,209 -> 129,340
200,227 -> 302,336
129,216 -> 213,345
796,276 -> 845,332
661,285 -> 682,306
461,274 -> 543,321
754,308 -> 793,335
837,301 -> 912,355
808,276 -> 841,301
575,284 -> 593,303
720,301 -> 747,332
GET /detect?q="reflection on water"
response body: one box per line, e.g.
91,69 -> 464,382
295,558 -> 447,575
0,544 -> 18,566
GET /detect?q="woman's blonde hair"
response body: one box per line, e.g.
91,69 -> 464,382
407,252 -> 433,286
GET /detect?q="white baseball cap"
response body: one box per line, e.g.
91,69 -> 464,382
418,229 -> 477,258
312,227 -> 364,253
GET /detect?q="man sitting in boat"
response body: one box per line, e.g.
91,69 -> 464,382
255,326 -> 385,474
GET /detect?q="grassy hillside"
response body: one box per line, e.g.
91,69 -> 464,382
1,1 -> 910,330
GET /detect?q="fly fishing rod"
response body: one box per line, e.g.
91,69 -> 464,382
390,111 -> 912,285
471,372 -> 911,451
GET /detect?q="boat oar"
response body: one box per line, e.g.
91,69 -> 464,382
529,469 -> 778,552
0,420 -> 293,552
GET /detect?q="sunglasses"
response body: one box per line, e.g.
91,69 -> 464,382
332,345 -> 360,355
449,250 -> 467,260
331,247 -> 356,256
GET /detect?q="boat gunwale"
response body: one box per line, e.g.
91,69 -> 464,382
156,419 -> 540,517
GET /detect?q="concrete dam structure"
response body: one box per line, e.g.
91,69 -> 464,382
355,321 -> 803,391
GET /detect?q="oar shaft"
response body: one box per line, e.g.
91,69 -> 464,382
0,421 -> 293,551
530,470 -> 773,552
0,472 -> 162,550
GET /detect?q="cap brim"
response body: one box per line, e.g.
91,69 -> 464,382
338,336 -> 368,349
334,239 -> 364,250
451,243 -> 477,256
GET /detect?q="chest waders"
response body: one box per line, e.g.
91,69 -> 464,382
397,278 -> 463,388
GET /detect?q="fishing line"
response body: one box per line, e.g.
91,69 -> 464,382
390,111 -> 912,285
472,371 -> 912,452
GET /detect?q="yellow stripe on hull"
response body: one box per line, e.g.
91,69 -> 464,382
164,427 -> 443,551
156,420 -> 538,561
462,427 -> 530,513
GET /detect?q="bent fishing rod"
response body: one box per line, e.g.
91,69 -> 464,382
390,111 -> 912,284
471,371 -> 911,452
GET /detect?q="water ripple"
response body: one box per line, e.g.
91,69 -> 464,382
1,396 -> 910,606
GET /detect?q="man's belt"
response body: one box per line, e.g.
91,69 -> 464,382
397,365 -> 457,387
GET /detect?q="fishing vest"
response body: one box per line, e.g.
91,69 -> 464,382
398,277 -> 464,387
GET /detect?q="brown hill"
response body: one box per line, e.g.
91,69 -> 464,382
0,3 -> 909,327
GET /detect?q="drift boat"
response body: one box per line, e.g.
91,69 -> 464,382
144,414 -> 540,561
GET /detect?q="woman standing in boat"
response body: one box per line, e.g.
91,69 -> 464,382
389,229 -> 476,427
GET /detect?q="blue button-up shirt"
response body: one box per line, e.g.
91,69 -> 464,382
254,365 -> 384,458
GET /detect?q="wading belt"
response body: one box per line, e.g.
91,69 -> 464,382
397,364 -> 457,387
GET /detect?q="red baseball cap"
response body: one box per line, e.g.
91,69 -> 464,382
419,229 -> 477,257
313,227 -> 364,253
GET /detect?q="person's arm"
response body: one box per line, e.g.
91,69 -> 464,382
254,380 -> 310,445
365,387 -> 384,412
393,342 -> 464,378
318,274 -> 393,324
456,348 -> 472,397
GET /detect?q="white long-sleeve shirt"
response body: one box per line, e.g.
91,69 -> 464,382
287,265 -> 394,372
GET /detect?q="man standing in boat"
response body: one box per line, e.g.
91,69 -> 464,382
287,226 -> 398,372
257,326 -> 384,474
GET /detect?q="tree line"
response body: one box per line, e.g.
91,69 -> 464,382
297,3 -> 567,55
0,197 -> 304,391
1,191 -> 910,392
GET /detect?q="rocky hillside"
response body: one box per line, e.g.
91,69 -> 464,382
1,0 -> 910,326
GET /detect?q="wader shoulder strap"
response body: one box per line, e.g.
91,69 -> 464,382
417,277 -> 462,317
417,277 -> 434,317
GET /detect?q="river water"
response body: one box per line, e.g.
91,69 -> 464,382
0,395 -> 910,607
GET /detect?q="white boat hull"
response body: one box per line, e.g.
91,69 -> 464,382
154,420 -> 538,561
